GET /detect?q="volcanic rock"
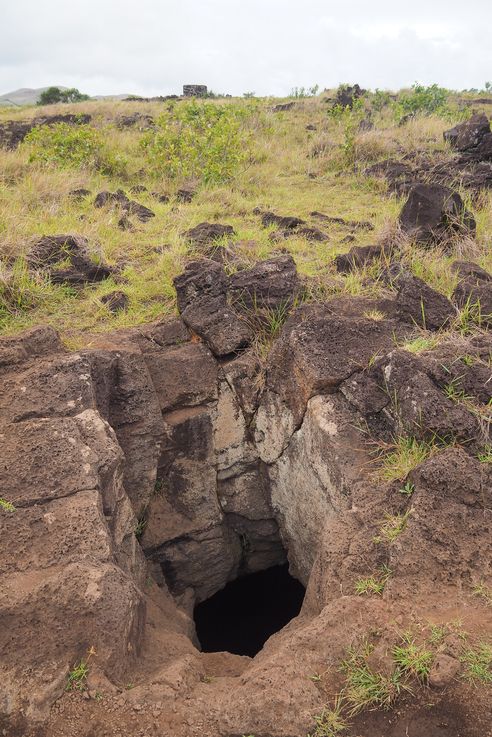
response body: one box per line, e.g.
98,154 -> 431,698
28,234 -> 113,285
399,183 -> 476,245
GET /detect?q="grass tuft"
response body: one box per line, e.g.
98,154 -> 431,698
372,436 -> 436,482
355,565 -> 391,596
460,643 -> 492,684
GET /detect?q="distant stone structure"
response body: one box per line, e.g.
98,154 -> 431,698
183,84 -> 208,98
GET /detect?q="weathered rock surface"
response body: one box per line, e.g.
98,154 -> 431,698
28,234 -> 113,285
174,260 -> 253,356
182,222 -> 236,251
230,254 -> 300,309
444,113 -> 491,152
335,243 -> 386,273
396,273 -> 456,329
94,189 -> 155,222
1,265 -> 491,737
399,183 -> 476,245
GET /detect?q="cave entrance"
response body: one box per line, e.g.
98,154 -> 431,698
193,564 -> 305,657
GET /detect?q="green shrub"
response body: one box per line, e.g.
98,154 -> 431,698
396,83 -> 450,119
23,123 -> 126,175
140,101 -> 251,183
38,86 -> 90,105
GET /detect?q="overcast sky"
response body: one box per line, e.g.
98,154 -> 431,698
2,0 -> 492,97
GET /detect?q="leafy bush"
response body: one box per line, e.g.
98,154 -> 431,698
370,88 -> 393,112
397,83 -> 450,118
140,101 -> 252,183
23,123 -> 126,175
38,86 -> 90,105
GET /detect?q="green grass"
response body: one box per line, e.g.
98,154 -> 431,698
473,582 -> 492,607
373,510 -> 411,545
392,634 -> 433,682
428,624 -> 449,646
477,445 -> 492,464
0,497 -> 16,512
443,377 -> 473,403
341,643 -> 406,715
460,643 -> 492,683
373,436 -> 436,482
398,481 -> 415,496
308,696 -> 348,737
0,94 -> 492,347
355,565 -> 391,596
66,660 -> 89,691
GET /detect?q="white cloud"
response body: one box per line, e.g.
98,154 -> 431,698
1,0 -> 491,96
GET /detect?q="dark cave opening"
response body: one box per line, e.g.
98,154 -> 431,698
193,564 -> 306,657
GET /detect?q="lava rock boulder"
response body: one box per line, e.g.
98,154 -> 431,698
399,183 -> 476,245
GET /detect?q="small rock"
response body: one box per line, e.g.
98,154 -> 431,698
176,188 -> 195,203
182,222 -> 236,250
151,192 -> 170,203
261,212 -> 305,229
335,244 -> 385,273
429,654 -> 461,688
101,291 -> 129,313
272,102 -> 295,112
69,188 -> 91,200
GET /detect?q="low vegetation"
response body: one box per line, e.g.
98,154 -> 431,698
461,643 -> 492,683
1,84 -> 491,344
372,436 -> 437,482
355,565 -> 391,596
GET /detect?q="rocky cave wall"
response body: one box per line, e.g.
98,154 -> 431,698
2,248 -> 492,731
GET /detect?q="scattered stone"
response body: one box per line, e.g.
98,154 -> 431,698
28,235 -> 112,285
396,273 -> 455,330
68,188 -> 91,200
358,116 -> 374,132
130,185 -> 148,194
272,102 -> 295,112
176,188 -> 196,203
451,260 -> 492,284
305,124 -> 317,131
94,190 -> 155,222
444,113 -> 491,152
94,190 -> 129,208
151,192 -> 170,203
364,159 -> 415,195
101,291 -> 129,313
311,212 -> 374,230
126,200 -> 155,222
117,214 -> 135,231
334,83 -> 366,109
335,244 -> 386,273
230,255 -> 300,310
399,183 -> 476,245
452,263 -> 492,324
182,222 -> 236,251
116,114 -> 154,129
260,212 -> 305,229
0,120 -> 33,149
0,114 -> 92,150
